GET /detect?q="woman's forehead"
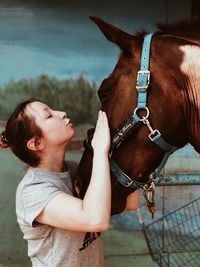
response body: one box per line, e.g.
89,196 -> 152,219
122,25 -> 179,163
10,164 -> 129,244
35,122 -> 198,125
26,101 -> 48,116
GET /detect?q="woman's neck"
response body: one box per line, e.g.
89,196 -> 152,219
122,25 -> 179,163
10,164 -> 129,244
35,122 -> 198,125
37,161 -> 67,172
37,148 -> 67,172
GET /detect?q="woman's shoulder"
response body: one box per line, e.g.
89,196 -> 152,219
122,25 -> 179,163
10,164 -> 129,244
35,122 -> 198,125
16,167 -> 60,194
16,168 -> 36,192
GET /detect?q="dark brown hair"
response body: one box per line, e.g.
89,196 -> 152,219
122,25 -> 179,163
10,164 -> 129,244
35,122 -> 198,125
0,98 -> 43,166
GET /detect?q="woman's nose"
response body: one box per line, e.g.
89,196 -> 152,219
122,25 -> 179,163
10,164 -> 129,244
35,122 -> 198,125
55,110 -> 67,119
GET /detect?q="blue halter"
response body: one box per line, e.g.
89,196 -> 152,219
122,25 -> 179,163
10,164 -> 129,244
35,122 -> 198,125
110,33 -> 177,189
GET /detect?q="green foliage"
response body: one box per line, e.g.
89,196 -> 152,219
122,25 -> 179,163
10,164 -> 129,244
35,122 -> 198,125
0,74 -> 100,125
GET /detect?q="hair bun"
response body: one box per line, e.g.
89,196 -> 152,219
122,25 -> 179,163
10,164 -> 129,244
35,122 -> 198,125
0,131 -> 9,148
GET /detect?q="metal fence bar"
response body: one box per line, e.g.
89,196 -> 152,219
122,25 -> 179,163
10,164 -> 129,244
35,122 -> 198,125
155,173 -> 200,186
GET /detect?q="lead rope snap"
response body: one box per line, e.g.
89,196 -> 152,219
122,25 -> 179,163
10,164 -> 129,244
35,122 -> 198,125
143,181 -> 156,219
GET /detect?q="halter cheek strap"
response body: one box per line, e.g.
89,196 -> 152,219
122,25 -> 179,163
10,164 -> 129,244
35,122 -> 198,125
136,33 -> 153,108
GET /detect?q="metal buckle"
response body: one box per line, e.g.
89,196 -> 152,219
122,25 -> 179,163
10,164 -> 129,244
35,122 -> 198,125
149,129 -> 161,141
119,173 -> 133,187
136,70 -> 150,91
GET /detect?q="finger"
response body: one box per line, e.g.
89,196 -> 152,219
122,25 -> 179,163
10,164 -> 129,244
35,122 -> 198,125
97,110 -> 102,121
96,111 -> 103,125
101,112 -> 109,127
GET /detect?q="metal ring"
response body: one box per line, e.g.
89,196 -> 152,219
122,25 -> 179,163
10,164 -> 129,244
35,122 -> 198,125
133,107 -> 150,121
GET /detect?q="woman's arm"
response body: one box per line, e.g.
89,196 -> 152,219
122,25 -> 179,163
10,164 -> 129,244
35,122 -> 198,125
36,111 -> 111,232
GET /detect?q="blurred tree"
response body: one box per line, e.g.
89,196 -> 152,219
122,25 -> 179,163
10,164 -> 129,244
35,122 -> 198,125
0,74 -> 100,125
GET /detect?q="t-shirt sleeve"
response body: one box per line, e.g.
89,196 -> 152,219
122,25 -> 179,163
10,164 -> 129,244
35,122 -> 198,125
21,181 -> 62,227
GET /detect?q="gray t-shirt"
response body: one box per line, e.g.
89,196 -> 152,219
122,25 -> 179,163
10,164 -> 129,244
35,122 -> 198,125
16,161 -> 104,267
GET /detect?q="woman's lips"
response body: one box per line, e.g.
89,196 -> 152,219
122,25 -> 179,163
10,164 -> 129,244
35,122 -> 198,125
66,120 -> 73,127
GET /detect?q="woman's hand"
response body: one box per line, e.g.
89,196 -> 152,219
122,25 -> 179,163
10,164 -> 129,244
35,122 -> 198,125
91,110 -> 110,155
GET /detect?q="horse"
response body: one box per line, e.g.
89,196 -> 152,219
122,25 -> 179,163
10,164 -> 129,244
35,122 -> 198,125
76,17 -> 200,216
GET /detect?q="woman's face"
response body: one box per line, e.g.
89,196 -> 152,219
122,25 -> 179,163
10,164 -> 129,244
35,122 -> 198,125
26,101 -> 74,147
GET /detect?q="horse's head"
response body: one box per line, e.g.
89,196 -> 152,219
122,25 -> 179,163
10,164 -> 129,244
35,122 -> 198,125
77,17 -> 199,215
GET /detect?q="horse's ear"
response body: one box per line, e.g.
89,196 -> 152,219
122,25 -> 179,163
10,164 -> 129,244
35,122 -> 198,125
90,16 -> 134,54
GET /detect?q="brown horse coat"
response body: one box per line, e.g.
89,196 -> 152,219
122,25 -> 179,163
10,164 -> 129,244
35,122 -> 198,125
77,17 -> 200,215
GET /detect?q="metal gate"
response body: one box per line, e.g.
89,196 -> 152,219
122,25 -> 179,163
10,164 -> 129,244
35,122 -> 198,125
104,144 -> 200,267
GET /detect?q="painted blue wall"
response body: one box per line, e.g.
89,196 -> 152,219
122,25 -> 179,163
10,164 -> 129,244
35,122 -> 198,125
0,0 -> 192,86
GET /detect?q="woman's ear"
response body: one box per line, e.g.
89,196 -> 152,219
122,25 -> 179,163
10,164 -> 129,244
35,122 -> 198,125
27,138 -> 44,151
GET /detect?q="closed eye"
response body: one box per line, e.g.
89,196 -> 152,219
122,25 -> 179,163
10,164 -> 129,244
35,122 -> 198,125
42,107 -> 53,119
46,114 -> 52,119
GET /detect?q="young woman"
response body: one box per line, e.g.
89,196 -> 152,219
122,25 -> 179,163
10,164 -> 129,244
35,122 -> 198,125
0,98 -> 139,267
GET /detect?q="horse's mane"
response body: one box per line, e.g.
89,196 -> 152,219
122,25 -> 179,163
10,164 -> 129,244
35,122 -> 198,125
156,18 -> 200,39
136,18 -> 200,39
